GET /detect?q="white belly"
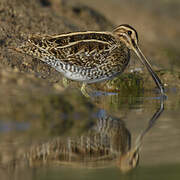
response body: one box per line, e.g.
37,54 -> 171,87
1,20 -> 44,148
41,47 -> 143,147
62,70 -> 88,82
44,58 -> 116,84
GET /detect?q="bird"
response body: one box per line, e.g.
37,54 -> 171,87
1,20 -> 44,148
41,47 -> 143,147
14,24 -> 164,96
25,111 -> 139,172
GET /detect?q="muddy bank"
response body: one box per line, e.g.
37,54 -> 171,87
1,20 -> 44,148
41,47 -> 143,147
0,0 -> 112,81
0,0 -> 112,123
0,0 -> 180,128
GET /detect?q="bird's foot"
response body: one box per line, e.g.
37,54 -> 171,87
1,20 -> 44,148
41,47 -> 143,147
62,77 -> 71,88
81,83 -> 90,98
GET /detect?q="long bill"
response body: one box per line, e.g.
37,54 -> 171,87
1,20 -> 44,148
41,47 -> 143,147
133,45 -> 164,94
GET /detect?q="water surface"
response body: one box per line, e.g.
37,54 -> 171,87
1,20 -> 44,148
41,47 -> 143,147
0,88 -> 180,180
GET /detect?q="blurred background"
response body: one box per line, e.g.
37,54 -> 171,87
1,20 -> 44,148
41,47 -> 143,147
0,0 -> 180,179
79,0 -> 180,69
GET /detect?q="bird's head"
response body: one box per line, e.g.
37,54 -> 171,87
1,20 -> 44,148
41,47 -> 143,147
117,147 -> 139,173
112,24 -> 164,94
112,24 -> 139,50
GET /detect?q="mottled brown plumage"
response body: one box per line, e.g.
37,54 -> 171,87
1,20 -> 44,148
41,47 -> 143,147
14,24 -> 164,95
25,113 -> 138,171
24,98 -> 164,172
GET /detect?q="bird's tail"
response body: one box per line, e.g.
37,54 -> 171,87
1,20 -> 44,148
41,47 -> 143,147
9,41 -> 33,55
9,41 -> 46,61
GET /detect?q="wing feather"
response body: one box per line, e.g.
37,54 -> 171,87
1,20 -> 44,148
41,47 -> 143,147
17,32 -> 130,72
46,40 -> 116,68
28,31 -> 116,48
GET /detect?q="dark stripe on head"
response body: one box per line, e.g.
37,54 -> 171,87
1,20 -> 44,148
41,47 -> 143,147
114,24 -> 139,42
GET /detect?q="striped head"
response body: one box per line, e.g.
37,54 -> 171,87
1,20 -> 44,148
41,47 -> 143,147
118,147 -> 139,172
112,24 -> 164,94
112,24 -> 138,50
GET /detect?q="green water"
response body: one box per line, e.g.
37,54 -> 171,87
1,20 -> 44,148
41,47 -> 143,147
0,87 -> 180,180
32,164 -> 180,180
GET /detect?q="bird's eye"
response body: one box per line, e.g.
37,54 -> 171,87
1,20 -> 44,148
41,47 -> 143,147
127,31 -> 132,35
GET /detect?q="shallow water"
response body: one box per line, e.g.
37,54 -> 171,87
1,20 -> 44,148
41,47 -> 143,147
0,86 -> 180,180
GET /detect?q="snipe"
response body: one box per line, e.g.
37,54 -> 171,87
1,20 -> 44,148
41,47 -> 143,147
14,24 -> 164,96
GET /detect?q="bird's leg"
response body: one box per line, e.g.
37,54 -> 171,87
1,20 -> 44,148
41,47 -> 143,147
81,83 -> 90,98
62,77 -> 70,88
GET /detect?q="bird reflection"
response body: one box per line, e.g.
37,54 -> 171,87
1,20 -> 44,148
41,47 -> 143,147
24,96 -> 164,172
